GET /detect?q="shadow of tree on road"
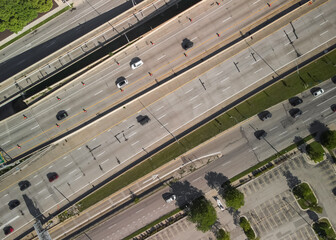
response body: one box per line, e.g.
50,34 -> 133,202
204,171 -> 229,191
169,180 -> 203,208
308,120 -> 329,143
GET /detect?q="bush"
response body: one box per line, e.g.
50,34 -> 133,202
320,130 -> 336,149
306,142 -> 324,163
216,229 -> 230,240
239,217 -> 256,240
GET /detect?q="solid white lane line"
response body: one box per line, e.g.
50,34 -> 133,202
94,90 -> 103,96
190,37 -> 197,41
74,176 -> 82,181
68,170 -> 77,175
302,117 -> 311,123
128,132 -> 137,138
222,86 -> 231,92
269,126 -> 278,131
2,140 -> 10,145
254,68 -> 263,73
314,13 -> 323,19
45,194 -> 52,199
279,131 -> 287,136
321,108 -> 330,113
125,73 -> 133,78
38,189 -> 46,194
320,21 -> 328,26
221,77 -> 229,83
302,110 -> 309,114
253,0 -> 261,4
156,106 -> 164,111
222,17 -> 231,23
35,181 -> 43,185
131,141 -> 139,146
193,103 -> 203,109
215,71 -> 223,76
287,50 -> 295,55
317,95 -> 336,106
192,177 -> 202,182
101,159 -> 109,165
320,30 -> 328,36
65,162 -> 73,167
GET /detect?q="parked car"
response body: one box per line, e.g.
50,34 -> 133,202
3,226 -> 14,235
18,180 -> 31,191
289,97 -> 303,107
8,200 -> 20,210
214,196 -> 225,211
181,38 -> 193,50
116,77 -> 128,89
56,110 -> 68,120
311,87 -> 324,96
47,172 -> 59,182
289,108 -> 302,118
131,58 -> 143,70
164,194 -> 176,203
254,130 -> 267,140
331,104 -> 336,112
258,111 -> 272,121
136,115 -> 150,125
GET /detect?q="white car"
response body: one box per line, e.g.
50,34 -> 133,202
165,194 -> 176,203
214,196 -> 225,211
131,59 -> 143,70
312,88 -> 324,96
116,78 -> 128,89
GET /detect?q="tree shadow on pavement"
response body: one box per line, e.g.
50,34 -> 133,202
307,210 -> 319,223
308,120 -> 329,143
204,171 -> 229,191
293,136 -> 306,153
283,170 -> 301,189
169,180 -> 203,208
227,207 -> 241,226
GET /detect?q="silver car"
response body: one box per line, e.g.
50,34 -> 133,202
131,59 -> 143,70
116,77 -> 128,89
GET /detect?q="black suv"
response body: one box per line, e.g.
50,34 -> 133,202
56,110 -> 68,120
18,180 -> 31,191
258,111 -> 272,121
8,200 -> 20,210
289,108 -> 302,118
289,97 -> 303,107
254,130 -> 267,140
136,115 -> 150,125
181,38 -> 193,50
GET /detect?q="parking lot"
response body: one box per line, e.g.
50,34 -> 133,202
147,217 -> 215,240
239,155 -> 336,240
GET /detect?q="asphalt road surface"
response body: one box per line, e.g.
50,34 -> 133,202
0,0 -> 314,160
0,0 -> 142,82
0,0 -> 335,237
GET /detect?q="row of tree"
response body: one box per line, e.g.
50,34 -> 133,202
0,0 -> 53,33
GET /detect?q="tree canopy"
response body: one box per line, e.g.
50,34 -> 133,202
188,196 -> 217,232
216,229 -> 230,240
222,183 -> 244,210
0,0 -> 53,33
320,130 -> 336,149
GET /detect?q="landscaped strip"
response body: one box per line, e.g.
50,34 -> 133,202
306,141 -> 325,163
313,218 -> 336,240
76,49 -> 336,212
292,182 -> 323,213
0,5 -> 72,51
239,216 -> 256,240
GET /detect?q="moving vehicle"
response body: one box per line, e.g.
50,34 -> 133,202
18,180 -> 31,191
8,200 -> 20,210
164,194 -> 176,203
131,58 -> 143,70
331,104 -> 336,112
289,97 -> 303,107
181,38 -> 193,50
254,130 -> 267,140
56,110 -> 68,120
258,111 -> 272,121
290,108 -> 302,118
3,226 -> 14,235
136,115 -> 150,125
312,87 -> 324,96
116,77 -> 128,89
47,172 -> 59,182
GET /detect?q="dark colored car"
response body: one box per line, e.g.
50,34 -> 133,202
136,115 -> 150,125
258,111 -> 272,121
8,200 -> 20,210
254,130 -> 267,140
18,180 -> 31,191
181,38 -> 193,50
289,108 -> 302,118
289,97 -> 303,107
56,110 -> 68,120
331,104 -> 336,112
47,172 -> 59,182
3,226 -> 14,235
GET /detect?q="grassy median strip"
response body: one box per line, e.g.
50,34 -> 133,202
76,50 -> 336,212
0,5 -> 72,51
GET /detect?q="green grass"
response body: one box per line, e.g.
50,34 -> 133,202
122,208 -> 181,240
76,50 -> 336,212
313,218 -> 336,240
293,183 -> 322,213
306,141 -> 325,163
0,5 -> 72,51
240,217 -> 256,240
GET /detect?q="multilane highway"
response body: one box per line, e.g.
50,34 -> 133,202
0,0 -> 335,238
0,0 -> 294,159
